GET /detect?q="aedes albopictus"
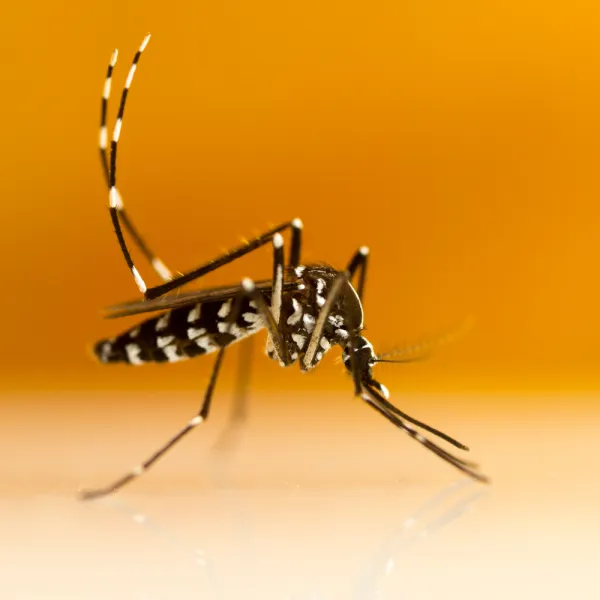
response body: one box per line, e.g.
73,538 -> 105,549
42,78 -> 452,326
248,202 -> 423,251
82,34 -> 488,500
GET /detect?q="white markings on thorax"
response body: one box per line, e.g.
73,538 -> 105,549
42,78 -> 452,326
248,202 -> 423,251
291,333 -> 306,350
328,314 -> 344,328
303,313 -> 316,333
287,298 -> 303,326
335,328 -> 349,340
316,277 -> 327,307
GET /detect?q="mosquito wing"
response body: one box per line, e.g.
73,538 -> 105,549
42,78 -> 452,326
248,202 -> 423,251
103,279 -> 296,319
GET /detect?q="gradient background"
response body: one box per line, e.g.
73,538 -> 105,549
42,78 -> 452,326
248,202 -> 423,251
2,2 -> 600,598
3,0 -> 600,393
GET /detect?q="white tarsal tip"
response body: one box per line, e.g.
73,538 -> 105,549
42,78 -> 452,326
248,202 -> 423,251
360,245 -> 370,255
113,118 -> 122,142
125,64 -> 137,88
110,49 -> 118,66
273,233 -> 284,248
241,277 -> 255,291
109,187 -> 123,210
152,258 -> 172,281
140,34 -> 151,51
292,218 -> 303,229
132,267 -> 147,294
189,416 -> 203,426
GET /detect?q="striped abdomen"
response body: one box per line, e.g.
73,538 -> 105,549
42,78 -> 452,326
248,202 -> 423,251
94,295 -> 264,365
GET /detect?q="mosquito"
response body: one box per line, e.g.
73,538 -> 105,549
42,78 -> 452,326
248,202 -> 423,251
81,34 -> 488,500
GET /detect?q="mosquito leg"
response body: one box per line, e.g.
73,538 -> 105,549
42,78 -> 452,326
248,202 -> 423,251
102,35 -> 174,287
144,219 -> 303,300
237,278 -> 291,365
346,246 -> 370,301
208,230 -> 288,455
102,39 -> 303,299
365,387 -> 471,452
363,397 -> 489,483
80,347 -> 227,500
289,218 -> 302,268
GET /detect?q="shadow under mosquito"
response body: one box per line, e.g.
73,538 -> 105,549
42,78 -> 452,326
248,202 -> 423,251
88,478 -> 487,599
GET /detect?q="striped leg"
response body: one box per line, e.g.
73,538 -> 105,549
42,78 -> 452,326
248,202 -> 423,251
346,245 -> 370,301
362,396 -> 489,483
81,272 -> 291,499
102,38 -> 303,300
211,232 -> 286,457
101,35 -> 173,287
143,220 -> 303,301
80,346 -> 227,500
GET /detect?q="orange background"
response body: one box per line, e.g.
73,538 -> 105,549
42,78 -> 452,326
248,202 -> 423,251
3,0 -> 600,394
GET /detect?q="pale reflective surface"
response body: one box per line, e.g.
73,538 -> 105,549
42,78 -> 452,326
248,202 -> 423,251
1,393 -> 599,599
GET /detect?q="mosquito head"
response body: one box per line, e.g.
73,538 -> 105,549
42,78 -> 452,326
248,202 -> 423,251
341,335 -> 391,399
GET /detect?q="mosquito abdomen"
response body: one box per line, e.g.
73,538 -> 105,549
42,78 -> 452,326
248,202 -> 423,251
94,295 -> 265,366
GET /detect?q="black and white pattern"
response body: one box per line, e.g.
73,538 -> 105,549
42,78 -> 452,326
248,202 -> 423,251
81,35 -> 489,501
95,294 -> 264,365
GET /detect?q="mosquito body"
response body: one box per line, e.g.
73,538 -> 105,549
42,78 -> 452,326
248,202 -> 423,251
82,35 -> 488,500
95,264 -> 358,372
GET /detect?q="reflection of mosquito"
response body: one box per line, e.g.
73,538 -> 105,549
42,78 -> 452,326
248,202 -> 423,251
81,34 -> 489,500
96,478 -> 485,599
354,479 -> 487,598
